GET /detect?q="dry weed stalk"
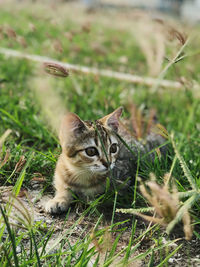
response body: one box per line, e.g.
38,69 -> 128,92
131,15 -> 187,77
154,18 -> 187,46
133,20 -> 165,76
31,76 -> 66,134
90,230 -> 103,253
90,227 -> 112,254
4,26 -> 17,39
53,39 -> 63,53
130,103 -> 143,140
0,129 -> 12,168
117,173 -> 193,240
139,173 -> 180,225
0,150 -> 10,169
31,173 -> 46,183
0,129 -> 12,151
17,36 -> 27,48
29,23 -> 36,32
128,103 -> 163,141
14,155 -> 26,173
0,193 -> 34,230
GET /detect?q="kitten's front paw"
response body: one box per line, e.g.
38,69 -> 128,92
45,198 -> 69,214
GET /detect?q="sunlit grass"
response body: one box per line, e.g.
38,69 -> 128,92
0,1 -> 200,265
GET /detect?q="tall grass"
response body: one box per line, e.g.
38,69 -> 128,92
0,1 -> 200,265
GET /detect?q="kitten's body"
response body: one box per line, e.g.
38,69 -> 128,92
46,109 -> 121,213
45,107 -> 166,214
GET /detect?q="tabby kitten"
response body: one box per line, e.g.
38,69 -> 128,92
46,107 -> 167,214
45,107 -> 123,214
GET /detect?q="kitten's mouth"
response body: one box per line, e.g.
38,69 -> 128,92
89,167 -> 108,174
94,166 -> 114,174
90,163 -> 115,174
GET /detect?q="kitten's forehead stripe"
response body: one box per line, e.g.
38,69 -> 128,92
66,119 -> 118,161
95,120 -> 109,146
94,130 -> 98,146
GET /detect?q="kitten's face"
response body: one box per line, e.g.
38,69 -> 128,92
59,107 -> 123,176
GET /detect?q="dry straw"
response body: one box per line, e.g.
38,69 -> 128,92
117,173 -> 193,240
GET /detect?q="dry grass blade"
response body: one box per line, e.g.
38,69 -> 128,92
1,193 -> 33,228
140,181 -> 179,223
128,104 -> 166,141
166,194 -> 196,240
31,177 -> 46,183
32,76 -> 66,134
53,39 -> 63,53
133,18 -> 165,76
29,23 -> 36,32
132,212 -> 165,226
182,211 -> 193,240
4,26 -> 17,39
152,124 -> 169,139
0,150 -> 10,169
17,36 -> 27,48
117,173 -> 194,240
0,186 -> 13,196
168,27 -> 187,45
146,109 -> 156,134
154,18 -> 187,45
155,148 -> 161,160
90,230 -> 103,253
0,129 -> 12,151
81,22 -> 91,33
130,104 -> 143,139
64,31 -> 73,41
14,155 -> 26,173
142,177 -> 193,240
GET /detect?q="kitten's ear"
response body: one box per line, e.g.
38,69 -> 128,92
59,112 -> 87,144
100,107 -> 123,132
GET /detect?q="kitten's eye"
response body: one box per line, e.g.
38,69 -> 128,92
85,147 -> 99,157
110,143 -> 118,154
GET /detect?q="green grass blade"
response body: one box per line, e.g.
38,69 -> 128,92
171,134 -> 198,191
0,204 -> 19,267
13,152 -> 34,196
30,229 -> 42,267
156,244 -> 182,267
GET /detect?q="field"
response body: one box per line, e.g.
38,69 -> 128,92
0,1 -> 200,266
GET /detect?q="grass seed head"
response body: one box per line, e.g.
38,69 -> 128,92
4,26 -> 17,39
17,36 -> 27,48
128,103 -> 167,141
43,62 -> 69,77
138,174 -> 193,239
53,39 -> 63,53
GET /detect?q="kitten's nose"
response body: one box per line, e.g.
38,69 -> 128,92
100,159 -> 110,168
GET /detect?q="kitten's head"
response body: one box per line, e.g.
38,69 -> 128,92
59,107 -> 123,175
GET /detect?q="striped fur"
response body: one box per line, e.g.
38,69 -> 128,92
45,108 -> 123,214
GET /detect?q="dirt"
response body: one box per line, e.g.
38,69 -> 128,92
1,184 -> 200,266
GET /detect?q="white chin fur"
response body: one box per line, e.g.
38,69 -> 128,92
89,164 -> 115,174
110,163 -> 115,169
90,166 -> 108,173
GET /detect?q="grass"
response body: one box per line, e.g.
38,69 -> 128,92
0,1 -> 200,266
